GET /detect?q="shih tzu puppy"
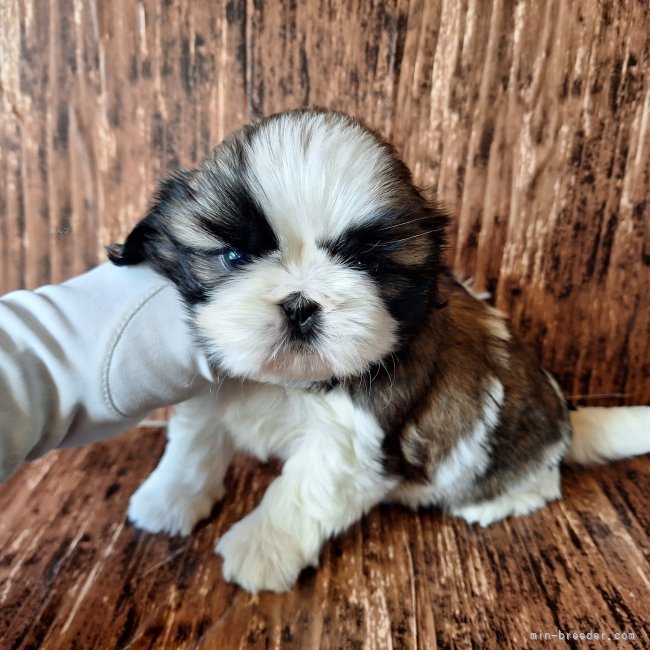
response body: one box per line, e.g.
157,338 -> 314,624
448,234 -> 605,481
108,109 -> 650,593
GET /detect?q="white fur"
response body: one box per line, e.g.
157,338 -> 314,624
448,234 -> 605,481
195,246 -> 397,384
245,112 -> 397,243
567,406 -> 650,464
166,216 -> 224,251
450,465 -> 561,526
128,390 -> 234,535
449,433 -> 567,526
130,381 -> 396,593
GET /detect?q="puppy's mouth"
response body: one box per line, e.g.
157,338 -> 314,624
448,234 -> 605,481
261,335 -> 336,384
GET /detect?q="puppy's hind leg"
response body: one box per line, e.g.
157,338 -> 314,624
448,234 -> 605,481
449,464 -> 562,527
128,389 -> 234,536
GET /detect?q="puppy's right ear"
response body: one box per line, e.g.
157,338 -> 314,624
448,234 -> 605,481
106,218 -> 158,266
106,171 -> 195,267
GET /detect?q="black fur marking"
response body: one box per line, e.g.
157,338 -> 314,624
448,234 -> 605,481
108,148 -> 279,305
198,163 -> 279,257
321,209 -> 431,267
321,207 -> 448,341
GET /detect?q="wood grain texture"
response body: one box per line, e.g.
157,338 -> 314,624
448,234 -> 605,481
1,0 -> 648,404
0,428 -> 648,648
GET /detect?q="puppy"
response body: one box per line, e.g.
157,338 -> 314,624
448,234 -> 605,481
108,109 -> 650,593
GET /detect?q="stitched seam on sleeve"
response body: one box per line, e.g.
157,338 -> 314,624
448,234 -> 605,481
102,285 -> 169,417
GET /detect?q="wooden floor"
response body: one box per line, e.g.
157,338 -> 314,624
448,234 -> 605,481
1,427 -> 648,649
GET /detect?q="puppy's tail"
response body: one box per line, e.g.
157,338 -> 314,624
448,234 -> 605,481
566,406 -> 650,465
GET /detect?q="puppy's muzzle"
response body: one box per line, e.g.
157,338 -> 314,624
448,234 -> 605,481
281,292 -> 321,338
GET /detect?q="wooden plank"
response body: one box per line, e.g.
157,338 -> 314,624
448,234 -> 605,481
0,428 -> 648,648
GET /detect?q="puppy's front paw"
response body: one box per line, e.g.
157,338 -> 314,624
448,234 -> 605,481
216,509 -> 315,593
128,471 -> 224,536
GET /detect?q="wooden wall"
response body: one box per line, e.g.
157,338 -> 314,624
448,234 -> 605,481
1,0 -> 648,404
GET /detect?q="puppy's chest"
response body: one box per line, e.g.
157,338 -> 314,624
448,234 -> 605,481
217,379 -> 374,462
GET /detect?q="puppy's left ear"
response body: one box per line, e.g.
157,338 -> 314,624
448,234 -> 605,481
106,170 -> 196,267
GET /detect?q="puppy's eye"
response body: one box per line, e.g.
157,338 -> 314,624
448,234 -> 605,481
220,249 -> 252,270
353,260 -> 381,275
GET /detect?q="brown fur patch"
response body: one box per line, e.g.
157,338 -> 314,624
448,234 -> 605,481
346,272 -> 570,505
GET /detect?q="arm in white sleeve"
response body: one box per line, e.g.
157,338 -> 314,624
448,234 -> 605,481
0,262 -> 215,481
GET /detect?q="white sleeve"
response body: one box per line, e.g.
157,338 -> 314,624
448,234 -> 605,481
0,262 -> 215,481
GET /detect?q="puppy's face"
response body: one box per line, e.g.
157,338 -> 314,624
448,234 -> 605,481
109,110 -> 447,384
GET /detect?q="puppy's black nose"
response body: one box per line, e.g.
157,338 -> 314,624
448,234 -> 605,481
281,293 -> 320,336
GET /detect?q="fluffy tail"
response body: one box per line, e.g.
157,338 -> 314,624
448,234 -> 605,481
566,406 -> 650,465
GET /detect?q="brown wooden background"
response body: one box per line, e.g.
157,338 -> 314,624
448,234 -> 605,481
1,0 -> 649,405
